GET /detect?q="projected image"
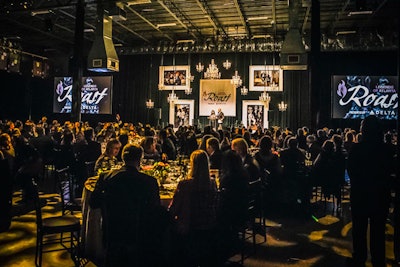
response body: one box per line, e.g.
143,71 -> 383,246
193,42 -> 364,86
53,76 -> 112,114
332,75 -> 398,120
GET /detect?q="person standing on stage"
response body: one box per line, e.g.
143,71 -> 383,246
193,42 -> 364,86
217,108 -> 224,130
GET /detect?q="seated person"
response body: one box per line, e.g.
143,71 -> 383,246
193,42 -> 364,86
141,136 -> 161,161
94,138 -> 121,175
90,144 -> 166,267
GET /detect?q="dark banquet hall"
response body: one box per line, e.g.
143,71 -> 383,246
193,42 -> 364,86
0,0 -> 399,266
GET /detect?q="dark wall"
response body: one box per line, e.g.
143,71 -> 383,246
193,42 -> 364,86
0,50 -> 397,131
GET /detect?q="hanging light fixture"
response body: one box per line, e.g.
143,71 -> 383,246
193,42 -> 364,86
146,54 -> 154,109
185,87 -> 193,95
231,70 -> 242,86
278,101 -> 288,111
223,59 -> 232,69
196,61 -> 204,72
240,53 -> 248,95
259,53 -> 271,105
230,52 -> 242,86
204,59 -> 221,79
187,51 -> 194,83
167,91 -> 179,103
146,99 -> 154,108
240,86 -> 248,96
168,54 -> 179,103
259,91 -> 271,103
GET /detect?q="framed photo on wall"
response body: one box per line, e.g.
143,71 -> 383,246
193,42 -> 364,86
242,100 -> 269,129
159,65 -> 190,90
169,99 -> 195,128
249,65 -> 283,91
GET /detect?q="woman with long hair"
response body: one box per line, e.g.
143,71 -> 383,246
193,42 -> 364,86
94,138 -> 122,175
169,150 -> 219,267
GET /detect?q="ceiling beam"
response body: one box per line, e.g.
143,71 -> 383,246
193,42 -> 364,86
124,4 -> 173,41
157,0 -> 202,40
113,19 -> 150,43
57,9 -> 125,43
5,16 -> 74,46
195,0 -> 227,38
233,0 -> 250,37
328,0 -> 351,34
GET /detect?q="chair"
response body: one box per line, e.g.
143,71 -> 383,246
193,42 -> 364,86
84,161 -> 96,178
56,167 -> 81,215
32,179 -> 81,267
238,178 -> 267,264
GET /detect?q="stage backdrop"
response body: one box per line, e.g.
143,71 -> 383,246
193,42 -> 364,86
199,79 -> 236,116
53,76 -> 112,114
332,75 -> 398,120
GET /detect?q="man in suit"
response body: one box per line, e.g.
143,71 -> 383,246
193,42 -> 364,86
90,144 -> 167,267
206,137 -> 222,170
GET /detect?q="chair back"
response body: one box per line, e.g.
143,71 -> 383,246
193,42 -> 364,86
31,179 -> 43,229
84,161 -> 96,178
247,178 -> 263,218
56,167 -> 73,214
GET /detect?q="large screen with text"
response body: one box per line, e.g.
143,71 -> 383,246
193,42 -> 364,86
53,76 -> 112,114
331,75 -> 398,120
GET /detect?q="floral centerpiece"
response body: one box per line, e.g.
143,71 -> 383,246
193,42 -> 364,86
141,161 -> 170,186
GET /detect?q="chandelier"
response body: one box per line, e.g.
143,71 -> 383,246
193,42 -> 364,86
259,91 -> 271,103
146,99 -> 154,109
278,101 -> 288,111
230,70 -> 242,86
240,86 -> 248,96
196,62 -> 204,72
204,59 -> 221,79
185,87 -> 193,95
188,72 -> 195,82
223,59 -> 232,70
167,91 -> 179,103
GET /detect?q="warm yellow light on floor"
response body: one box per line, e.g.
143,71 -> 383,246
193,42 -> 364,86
308,230 -> 329,241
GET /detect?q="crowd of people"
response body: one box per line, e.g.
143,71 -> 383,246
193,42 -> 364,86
0,115 -> 398,266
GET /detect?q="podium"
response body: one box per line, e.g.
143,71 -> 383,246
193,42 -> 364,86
208,114 -> 217,129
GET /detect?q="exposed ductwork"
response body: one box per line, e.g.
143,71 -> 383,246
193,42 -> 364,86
87,6 -> 119,72
280,0 -> 307,70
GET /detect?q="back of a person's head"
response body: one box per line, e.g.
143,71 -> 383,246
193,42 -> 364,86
206,137 -> 220,152
297,128 -> 304,137
221,150 -> 244,176
287,137 -> 298,149
159,129 -> 167,140
345,131 -> 354,142
317,129 -> 326,138
122,144 -> 143,165
360,115 -> 382,142
231,137 -> 248,156
322,140 -> 335,154
118,133 -> 129,145
259,135 -> 273,152
189,150 -> 210,185
331,134 -> 342,147
306,134 -> 316,144
84,127 -> 94,140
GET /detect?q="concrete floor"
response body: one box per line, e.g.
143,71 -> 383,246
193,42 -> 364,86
0,187 -> 398,267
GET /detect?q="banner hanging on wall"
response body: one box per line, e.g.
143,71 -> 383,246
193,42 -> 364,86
331,75 -> 398,120
199,79 -> 236,116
